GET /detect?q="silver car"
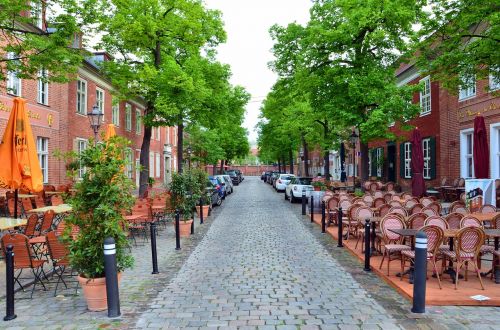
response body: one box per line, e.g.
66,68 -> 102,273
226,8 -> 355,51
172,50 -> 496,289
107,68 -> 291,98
215,175 -> 234,194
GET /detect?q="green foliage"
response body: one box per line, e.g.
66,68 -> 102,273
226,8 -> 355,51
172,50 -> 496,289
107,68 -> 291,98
0,0 -> 86,82
63,136 -> 135,279
168,170 -> 202,221
414,0 -> 500,93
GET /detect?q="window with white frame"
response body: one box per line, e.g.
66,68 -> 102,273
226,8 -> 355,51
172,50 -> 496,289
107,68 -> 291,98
37,137 -> 48,183
77,139 -> 88,179
376,148 -> 383,177
155,153 -> 161,178
37,69 -> 48,105
149,152 -> 154,177
76,79 -> 87,114
6,53 -> 21,96
490,124 -> 500,180
459,74 -> 476,100
112,100 -> 120,126
125,148 -> 133,179
156,127 -> 161,141
419,76 -> 431,115
422,138 -> 431,179
96,88 -> 105,115
490,67 -> 500,91
368,151 -> 372,177
166,127 -> 170,144
125,104 -> 132,131
135,110 -> 141,134
404,142 -> 412,178
30,2 -> 43,29
460,130 -> 474,178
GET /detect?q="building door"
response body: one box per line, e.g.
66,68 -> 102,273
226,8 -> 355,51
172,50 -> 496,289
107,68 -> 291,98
135,159 -> 140,188
387,144 -> 396,182
164,156 -> 171,185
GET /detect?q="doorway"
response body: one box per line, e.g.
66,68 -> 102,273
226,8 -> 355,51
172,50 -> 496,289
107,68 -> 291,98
135,159 -> 140,188
164,156 -> 171,185
387,144 -> 396,183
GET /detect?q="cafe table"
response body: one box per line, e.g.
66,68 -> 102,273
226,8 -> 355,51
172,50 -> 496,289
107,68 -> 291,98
470,212 -> 500,225
26,204 -> 73,228
18,194 -> 35,198
0,217 -> 27,231
44,191 -> 64,196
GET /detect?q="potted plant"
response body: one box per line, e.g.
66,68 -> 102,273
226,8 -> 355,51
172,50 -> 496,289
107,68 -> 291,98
148,176 -> 155,188
63,136 -> 135,311
191,168 -> 210,218
312,177 -> 326,191
168,171 -> 200,237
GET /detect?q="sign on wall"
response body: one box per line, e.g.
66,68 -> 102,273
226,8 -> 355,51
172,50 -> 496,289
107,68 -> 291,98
465,179 -> 495,212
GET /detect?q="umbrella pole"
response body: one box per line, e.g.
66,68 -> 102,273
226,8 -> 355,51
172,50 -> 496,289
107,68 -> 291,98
14,189 -> 18,219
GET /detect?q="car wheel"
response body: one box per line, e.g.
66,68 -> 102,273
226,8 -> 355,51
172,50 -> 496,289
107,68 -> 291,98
290,193 -> 296,203
284,192 -> 288,200
216,195 -> 222,206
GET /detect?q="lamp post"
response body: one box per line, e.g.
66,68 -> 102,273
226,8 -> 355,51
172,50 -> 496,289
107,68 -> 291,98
299,148 -> 304,176
186,146 -> 192,170
350,129 -> 359,188
88,104 -> 104,145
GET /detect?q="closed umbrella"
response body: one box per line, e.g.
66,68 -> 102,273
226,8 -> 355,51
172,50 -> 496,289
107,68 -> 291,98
104,123 -> 117,141
0,98 -> 44,218
410,128 -> 425,198
340,143 -> 347,182
473,115 -> 489,179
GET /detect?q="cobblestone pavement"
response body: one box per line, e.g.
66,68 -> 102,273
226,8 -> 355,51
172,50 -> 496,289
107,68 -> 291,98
0,203 -> 221,330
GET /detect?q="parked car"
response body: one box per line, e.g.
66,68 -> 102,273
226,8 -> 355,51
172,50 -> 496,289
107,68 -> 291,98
216,175 -> 233,194
209,176 -> 227,199
225,170 -> 240,185
274,174 -> 296,192
234,169 -> 244,182
205,180 -> 222,206
268,171 -> 280,185
285,177 -> 314,203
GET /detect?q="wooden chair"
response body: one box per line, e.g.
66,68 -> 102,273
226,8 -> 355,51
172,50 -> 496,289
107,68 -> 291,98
50,195 -> 64,206
401,225 -> 444,289
378,214 -> 411,275
34,193 -> 46,209
401,192 -> 412,200
460,216 -> 482,228
345,204 -> 363,239
44,185 -> 55,192
46,231 -> 76,296
441,227 -> 485,290
1,233 -> 47,298
407,212 -> 428,229
29,210 -> 56,256
22,214 -> 40,238
21,198 -> 33,215
420,197 -> 433,207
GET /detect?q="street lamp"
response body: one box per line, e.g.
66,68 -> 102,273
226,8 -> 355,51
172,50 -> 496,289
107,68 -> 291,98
88,104 -> 104,144
186,145 -> 192,170
349,130 -> 359,188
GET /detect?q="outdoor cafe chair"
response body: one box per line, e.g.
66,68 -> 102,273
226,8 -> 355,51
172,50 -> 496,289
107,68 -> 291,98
377,204 -> 391,218
384,182 -> 395,192
29,210 -> 55,257
373,191 -> 384,199
7,198 -> 21,218
46,231 -> 77,296
427,202 -> 442,215
404,199 -> 417,210
378,214 -> 411,275
441,227 -> 485,290
409,203 -> 424,215
401,225 -> 444,289
373,197 -> 385,209
389,200 -> 403,208
391,195 -> 401,202
401,192 -> 412,200
407,212 -> 428,229
450,201 -> 466,213
34,193 -> 46,209
1,233 -> 48,298
354,206 -> 374,250
327,197 -> 339,225
50,195 -> 64,206
388,206 -> 407,217
420,197 -> 434,207
422,206 -> 439,217
460,216 -> 494,255
383,193 -> 393,203
22,214 -> 39,238
345,204 -> 363,239
445,213 -> 464,230
479,204 -> 497,214
424,216 -> 448,230
362,195 -> 374,207
21,198 -> 33,213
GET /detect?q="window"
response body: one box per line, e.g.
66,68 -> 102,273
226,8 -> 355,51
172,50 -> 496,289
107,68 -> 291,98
460,129 -> 474,178
125,148 -> 133,179
423,138 -> 431,179
419,76 -> 431,115
135,110 -> 141,134
490,67 -> 500,91
76,79 -> 87,114
96,88 -> 105,115
112,100 -> 120,126
458,74 -> 476,100
77,139 -> 88,179
404,142 -> 412,179
149,152 -> 154,177
31,2 -> 43,29
37,137 -> 48,184
155,153 -> 161,178
376,148 -> 383,177
368,151 -> 372,177
6,53 -> 21,96
37,69 -> 48,105
125,104 -> 132,131
490,124 -> 500,179
166,127 -> 170,144
156,127 -> 161,141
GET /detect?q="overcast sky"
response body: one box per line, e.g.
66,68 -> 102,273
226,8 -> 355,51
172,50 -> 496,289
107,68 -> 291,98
204,0 -> 311,146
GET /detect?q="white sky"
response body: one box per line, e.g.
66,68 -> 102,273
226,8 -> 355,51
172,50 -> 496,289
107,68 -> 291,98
204,0 -> 311,145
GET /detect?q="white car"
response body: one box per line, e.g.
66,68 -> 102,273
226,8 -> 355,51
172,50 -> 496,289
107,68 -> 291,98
274,174 -> 296,192
285,177 -> 314,203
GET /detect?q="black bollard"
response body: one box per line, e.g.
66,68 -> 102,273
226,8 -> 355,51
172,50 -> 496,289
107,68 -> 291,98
150,222 -> 159,274
175,210 -> 181,250
103,237 -> 121,318
4,245 -> 16,321
412,231 -> 428,314
191,213 -> 195,235
310,195 -> 314,223
337,207 -> 343,247
199,198 -> 204,225
364,219 -> 371,271
321,201 -> 326,233
301,190 -> 306,215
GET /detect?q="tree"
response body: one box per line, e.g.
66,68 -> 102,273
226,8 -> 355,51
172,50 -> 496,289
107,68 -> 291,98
414,0 -> 500,92
78,0 -> 227,196
0,0 -> 84,82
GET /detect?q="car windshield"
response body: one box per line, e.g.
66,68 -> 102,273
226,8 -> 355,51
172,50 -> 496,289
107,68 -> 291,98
281,175 -> 294,180
226,170 -> 236,175
297,178 -> 312,185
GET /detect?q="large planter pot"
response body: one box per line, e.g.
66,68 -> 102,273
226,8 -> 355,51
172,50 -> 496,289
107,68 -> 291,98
78,273 -> 122,312
178,219 -> 193,237
313,186 -> 321,191
196,205 -> 210,218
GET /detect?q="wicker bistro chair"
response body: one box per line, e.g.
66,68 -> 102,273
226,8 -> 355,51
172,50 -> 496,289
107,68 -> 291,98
383,193 -> 393,203
355,206 -> 375,250
327,197 -> 339,225
377,204 -> 391,218
421,206 -> 439,217
479,204 -> 497,214
407,213 -> 428,229
362,195 -> 374,207
404,199 -> 418,210
373,191 -> 384,199
46,231 -> 77,296
388,206 -> 408,217
441,227 -> 485,290
345,204 -> 363,239
385,182 -> 396,192
1,233 -> 47,298
445,213 -> 464,230
424,216 -> 449,230
450,201 -> 466,213
460,216 -> 494,256
373,197 -> 385,209
401,225 -> 444,289
378,214 -> 411,275
420,197 -> 434,207
409,203 -> 425,215
401,192 -> 413,200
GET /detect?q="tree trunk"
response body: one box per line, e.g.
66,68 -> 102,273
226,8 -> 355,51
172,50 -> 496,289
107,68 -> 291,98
220,159 -> 225,174
282,157 -> 287,173
302,135 -> 310,177
177,117 -> 184,174
278,159 -> 281,173
360,141 -> 369,184
323,150 -> 330,180
289,149 -> 294,175
213,163 -> 217,175
138,104 -> 154,198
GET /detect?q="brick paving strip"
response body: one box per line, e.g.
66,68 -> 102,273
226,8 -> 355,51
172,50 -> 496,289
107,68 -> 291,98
0,203 -> 221,329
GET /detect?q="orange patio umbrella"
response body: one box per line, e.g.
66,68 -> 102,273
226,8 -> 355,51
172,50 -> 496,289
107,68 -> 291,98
0,98 -> 44,218
104,123 -> 117,141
